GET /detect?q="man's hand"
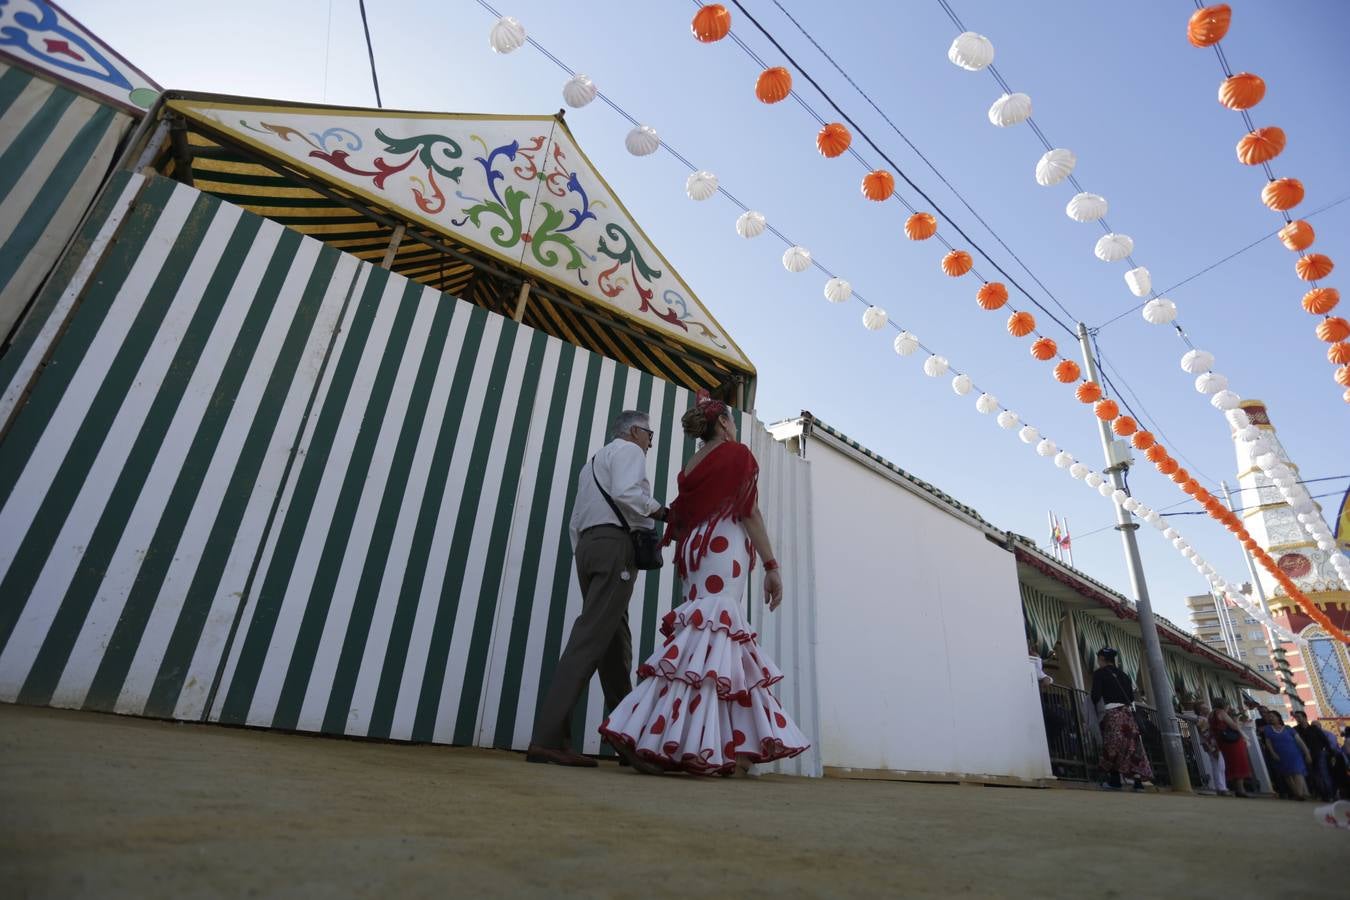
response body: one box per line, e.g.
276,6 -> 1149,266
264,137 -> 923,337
764,570 -> 783,611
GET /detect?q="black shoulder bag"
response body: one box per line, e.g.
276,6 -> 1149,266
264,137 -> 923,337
591,460 -> 664,571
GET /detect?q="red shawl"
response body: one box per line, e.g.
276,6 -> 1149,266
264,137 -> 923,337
663,441 -> 759,579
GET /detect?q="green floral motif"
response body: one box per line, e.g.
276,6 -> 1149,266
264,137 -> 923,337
462,185 -> 531,249
373,128 -> 464,183
528,203 -> 585,272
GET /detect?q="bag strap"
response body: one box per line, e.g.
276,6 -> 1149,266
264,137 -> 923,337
591,457 -> 631,531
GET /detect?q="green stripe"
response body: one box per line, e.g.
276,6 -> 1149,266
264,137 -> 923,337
0,182 -> 205,656
452,329 -> 550,745
0,86 -> 76,205
270,275 -> 425,730
411,318 -> 523,743
19,209 -> 259,708
366,304 -> 489,740
217,266 -> 393,725
0,65 -> 34,119
319,291 -> 461,734
639,378 -> 679,663
141,233 -> 338,718
490,341 -> 578,747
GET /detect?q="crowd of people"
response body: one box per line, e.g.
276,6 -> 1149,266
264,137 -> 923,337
1193,699 -> 1350,801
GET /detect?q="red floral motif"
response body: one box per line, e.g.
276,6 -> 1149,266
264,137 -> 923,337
706,575 -> 724,594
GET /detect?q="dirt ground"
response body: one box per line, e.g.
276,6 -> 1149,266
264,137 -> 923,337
1,705 -> 1343,899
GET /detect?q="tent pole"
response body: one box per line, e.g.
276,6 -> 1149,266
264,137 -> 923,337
379,223 -> 405,269
512,281 -> 531,323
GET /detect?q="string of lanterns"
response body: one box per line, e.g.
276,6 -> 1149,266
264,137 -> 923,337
1186,3 -> 1348,402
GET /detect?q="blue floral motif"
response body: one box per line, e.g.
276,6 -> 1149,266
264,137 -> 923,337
0,0 -> 133,90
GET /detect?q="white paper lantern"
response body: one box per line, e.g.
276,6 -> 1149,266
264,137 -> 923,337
562,74 -> 597,108
1163,528 -> 1179,540
1109,488 -> 1127,506
1019,425 -> 1040,444
490,15 -> 527,53
1036,438 -> 1057,457
1210,390 -> 1240,411
1094,233 -> 1134,262
975,393 -> 998,414
1124,266 -> 1151,298
1248,437 -> 1273,457
683,170 -> 718,202
1147,512 -> 1164,527
1174,537 -> 1188,550
1085,472 -> 1104,488
923,354 -> 949,377
782,245 -> 812,273
951,373 -> 973,396
1035,148 -> 1076,186
1180,349 -> 1214,374
1226,409 -> 1251,429
988,92 -> 1032,127
625,125 -> 660,156
822,277 -> 852,304
735,210 -> 766,239
1054,451 -> 1074,469
1142,298 -> 1177,324
1066,192 -> 1108,223
863,306 -> 888,330
1069,462 -> 1089,479
993,410 -> 1016,429
1196,372 -> 1228,394
893,331 -> 920,356
1318,538 -> 1337,552
948,32 -> 995,71
1098,481 -> 1115,498
1122,497 -> 1141,512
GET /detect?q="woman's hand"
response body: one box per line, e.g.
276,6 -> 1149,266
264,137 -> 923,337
764,569 -> 783,611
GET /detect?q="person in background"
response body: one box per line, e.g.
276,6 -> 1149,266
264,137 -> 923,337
1208,698 -> 1250,797
1260,709 -> 1312,800
1193,701 -> 1228,796
1090,648 -> 1152,791
1293,710 -> 1339,802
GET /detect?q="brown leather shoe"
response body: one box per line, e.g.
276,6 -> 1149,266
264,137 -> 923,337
526,744 -> 597,767
606,738 -> 665,775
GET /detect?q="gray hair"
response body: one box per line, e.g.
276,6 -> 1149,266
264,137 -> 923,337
610,409 -> 651,440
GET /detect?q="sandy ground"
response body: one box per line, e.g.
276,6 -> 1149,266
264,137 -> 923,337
0,704 -> 1343,899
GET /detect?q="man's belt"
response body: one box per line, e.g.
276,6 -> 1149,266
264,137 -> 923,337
580,523 -> 628,538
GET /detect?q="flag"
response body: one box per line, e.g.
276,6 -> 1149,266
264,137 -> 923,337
1048,511 -> 1062,560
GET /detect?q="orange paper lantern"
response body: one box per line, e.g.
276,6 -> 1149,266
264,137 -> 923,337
1262,178 -> 1304,211
1296,253 -> 1334,281
1055,360 -> 1081,383
1157,458 -> 1180,476
1132,430 -> 1156,450
692,4 -> 732,42
1007,310 -> 1036,338
862,170 -> 895,201
755,66 -> 792,104
1076,381 -> 1102,403
1145,444 -> 1168,463
1182,479 -> 1201,495
1344,389 -> 1350,404
1094,398 -> 1119,421
942,250 -> 974,277
976,281 -> 1008,310
1329,342 -> 1350,365
816,122 -> 851,158
1303,288 -> 1339,315
1318,317 -> 1350,343
1237,127 -> 1286,166
1171,467 -> 1190,485
1219,72 -> 1266,110
1188,4 -> 1231,47
1335,366 -> 1350,387
905,212 -> 937,240
1030,337 -> 1057,360
1112,415 -> 1138,437
1279,220 -> 1315,251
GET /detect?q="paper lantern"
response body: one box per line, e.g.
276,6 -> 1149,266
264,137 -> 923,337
905,212 -> 937,240
1334,366 -> 1350,388
1098,482 -> 1115,498
1296,253 -> 1333,281
1124,267 -> 1151,298
489,16 -> 527,53
997,410 -> 1020,429
1036,439 -> 1057,458
1082,472 -> 1102,489
1112,416 -> 1138,437
1094,398 -> 1119,421
1328,342 -> 1350,364
735,210 -> 766,239
1019,425 -> 1040,444
782,245 -> 812,272
685,170 -> 718,201
1030,337 -> 1057,360
817,123 -> 851,158
976,282 -> 1008,310
756,66 -> 792,104
1219,73 -> 1265,110
1054,359 -> 1081,383
1171,467 -> 1190,485
1069,462 -> 1089,479
1123,498 -> 1142,513
1007,310 -> 1036,337
951,373 -> 973,396
988,92 -> 1032,127
948,32 -> 995,71
862,170 -> 895,202
975,393 -> 999,414
1188,4 -> 1231,47
1317,317 -> 1350,343
1054,451 -> 1074,469
893,331 -> 920,356
1157,458 -> 1180,476
823,277 -> 852,304
691,3 -> 732,42
1035,148 -> 1076,187
1279,220 -> 1315,251
923,354 -> 949,376
1132,430 -> 1155,450
1262,178 -> 1304,211
1094,233 -> 1134,262
1210,390 -> 1241,410
1076,381 -> 1102,403
626,125 -> 660,156
1142,298 -> 1177,324
942,250 -> 973,277
563,74 -> 597,108
1066,193 -> 1108,223
862,306 -> 888,330
1236,127 -> 1285,166
1305,288 -> 1340,315
1180,349 -> 1214,374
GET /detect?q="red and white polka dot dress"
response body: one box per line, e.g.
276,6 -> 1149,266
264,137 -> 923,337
599,515 -> 810,775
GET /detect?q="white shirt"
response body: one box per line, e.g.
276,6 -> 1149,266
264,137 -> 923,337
568,438 -> 661,547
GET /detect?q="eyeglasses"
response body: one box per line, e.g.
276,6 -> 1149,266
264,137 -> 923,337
633,426 -> 654,439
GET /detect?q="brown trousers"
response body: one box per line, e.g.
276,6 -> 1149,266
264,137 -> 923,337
530,527 -> 636,750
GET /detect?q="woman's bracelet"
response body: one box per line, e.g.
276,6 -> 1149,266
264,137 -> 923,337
763,558 -> 780,572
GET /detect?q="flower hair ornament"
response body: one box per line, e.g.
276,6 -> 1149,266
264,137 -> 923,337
695,388 -> 727,419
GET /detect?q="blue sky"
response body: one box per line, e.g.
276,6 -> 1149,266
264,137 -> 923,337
67,0 -> 1349,629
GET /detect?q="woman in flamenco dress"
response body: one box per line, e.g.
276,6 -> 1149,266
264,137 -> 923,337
599,392 -> 810,776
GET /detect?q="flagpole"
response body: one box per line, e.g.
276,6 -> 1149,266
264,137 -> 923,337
1063,517 -> 1073,568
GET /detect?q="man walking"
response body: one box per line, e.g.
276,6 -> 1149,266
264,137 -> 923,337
527,410 -> 667,772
